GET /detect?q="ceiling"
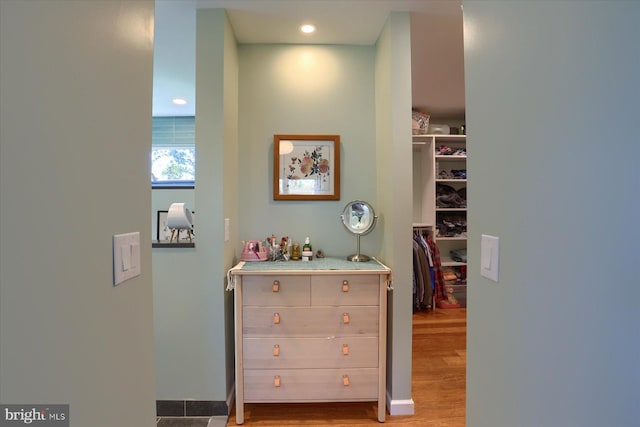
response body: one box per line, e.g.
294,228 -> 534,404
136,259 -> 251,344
153,0 -> 465,119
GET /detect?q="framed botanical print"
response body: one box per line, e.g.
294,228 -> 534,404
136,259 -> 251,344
273,134 -> 340,201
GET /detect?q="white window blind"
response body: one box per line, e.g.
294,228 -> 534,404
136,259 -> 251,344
152,116 -> 195,187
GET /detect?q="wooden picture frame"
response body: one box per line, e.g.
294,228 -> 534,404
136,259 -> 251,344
273,134 -> 340,200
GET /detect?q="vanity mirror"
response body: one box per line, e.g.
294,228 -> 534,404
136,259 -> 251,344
340,200 -> 377,262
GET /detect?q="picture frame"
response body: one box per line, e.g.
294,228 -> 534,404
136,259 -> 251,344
156,210 -> 195,242
273,134 -> 340,200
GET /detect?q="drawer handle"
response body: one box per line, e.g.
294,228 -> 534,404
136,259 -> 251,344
273,313 -> 280,324
342,344 -> 349,356
273,344 -> 280,356
343,313 -> 350,324
274,375 -> 281,387
272,280 -> 280,292
342,280 -> 349,292
343,375 -> 350,387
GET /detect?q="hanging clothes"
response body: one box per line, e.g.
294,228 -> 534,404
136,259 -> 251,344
413,239 -> 432,310
424,232 -> 446,302
413,229 -> 446,311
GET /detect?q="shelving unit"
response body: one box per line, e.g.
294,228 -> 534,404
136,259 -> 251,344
413,134 -> 467,306
412,136 -> 435,228
412,134 -> 466,229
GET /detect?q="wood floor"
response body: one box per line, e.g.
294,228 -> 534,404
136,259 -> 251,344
227,308 -> 466,426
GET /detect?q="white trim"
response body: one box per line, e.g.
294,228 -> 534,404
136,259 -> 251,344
386,390 -> 415,416
226,383 -> 236,416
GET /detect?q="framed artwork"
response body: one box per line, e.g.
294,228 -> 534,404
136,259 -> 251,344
273,134 -> 340,200
156,210 -> 195,242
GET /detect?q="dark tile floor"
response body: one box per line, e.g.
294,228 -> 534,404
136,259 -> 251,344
156,416 -> 228,427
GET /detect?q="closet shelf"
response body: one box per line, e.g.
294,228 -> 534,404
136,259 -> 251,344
412,134 -> 465,140
436,179 -> 467,183
435,155 -> 467,160
435,236 -> 467,241
436,208 -> 467,212
440,257 -> 467,267
412,222 -> 434,229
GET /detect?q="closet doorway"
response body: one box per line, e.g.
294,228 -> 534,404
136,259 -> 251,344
410,3 -> 467,426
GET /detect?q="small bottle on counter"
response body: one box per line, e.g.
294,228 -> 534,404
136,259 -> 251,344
291,243 -> 301,260
302,237 -> 313,261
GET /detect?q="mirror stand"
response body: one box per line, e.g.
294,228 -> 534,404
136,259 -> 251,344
347,234 -> 370,262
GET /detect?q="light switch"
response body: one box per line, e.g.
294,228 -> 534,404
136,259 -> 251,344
121,246 -> 131,271
113,232 -> 141,286
224,218 -> 230,242
130,243 -> 139,269
481,234 -> 500,282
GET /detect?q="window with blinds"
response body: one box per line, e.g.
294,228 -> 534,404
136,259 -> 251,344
152,116 -> 195,188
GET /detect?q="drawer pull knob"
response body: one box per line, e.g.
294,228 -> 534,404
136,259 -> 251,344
274,375 -> 281,387
342,280 -> 349,292
273,345 -> 280,356
343,375 -> 350,386
343,313 -> 350,324
342,344 -> 349,355
272,280 -> 280,292
273,313 -> 280,324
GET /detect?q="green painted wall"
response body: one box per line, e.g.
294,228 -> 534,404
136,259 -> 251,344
464,1 -> 640,426
0,1 -> 157,425
152,9 -> 238,402
375,12 -> 414,411
237,43 -> 378,256
153,10 -> 414,412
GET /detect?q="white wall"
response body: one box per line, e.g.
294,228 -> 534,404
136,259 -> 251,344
237,43 -> 378,256
0,1 -> 157,426
375,12 -> 415,414
464,1 -> 640,426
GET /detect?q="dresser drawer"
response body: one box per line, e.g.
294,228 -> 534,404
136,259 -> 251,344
243,306 -> 379,337
311,275 -> 380,306
244,368 -> 378,402
243,337 -> 379,369
242,275 -> 310,306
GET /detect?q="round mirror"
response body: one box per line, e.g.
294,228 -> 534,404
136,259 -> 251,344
340,200 -> 377,262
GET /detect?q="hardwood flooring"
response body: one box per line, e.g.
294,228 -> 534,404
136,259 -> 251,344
227,308 -> 467,426
410,308 -> 466,427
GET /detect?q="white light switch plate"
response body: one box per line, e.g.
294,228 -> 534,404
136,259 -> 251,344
113,232 -> 141,286
481,234 -> 500,282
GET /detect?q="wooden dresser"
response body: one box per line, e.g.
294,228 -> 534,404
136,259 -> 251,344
228,257 -> 391,424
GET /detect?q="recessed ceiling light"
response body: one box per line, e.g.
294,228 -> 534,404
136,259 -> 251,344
300,24 -> 316,34
172,98 -> 187,105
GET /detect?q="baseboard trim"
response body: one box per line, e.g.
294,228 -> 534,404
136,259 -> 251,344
386,391 -> 415,416
226,384 -> 236,416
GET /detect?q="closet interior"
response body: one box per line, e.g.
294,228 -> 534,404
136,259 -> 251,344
412,133 -> 467,311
